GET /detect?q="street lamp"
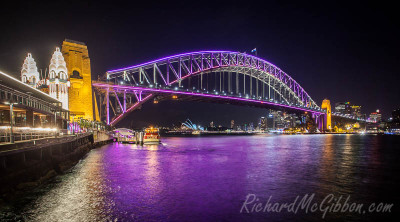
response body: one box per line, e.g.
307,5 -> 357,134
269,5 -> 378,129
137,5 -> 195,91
5,101 -> 18,143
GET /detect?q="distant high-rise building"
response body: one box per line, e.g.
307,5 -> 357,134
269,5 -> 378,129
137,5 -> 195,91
268,110 -> 284,129
210,121 -> 214,127
335,102 -> 351,115
260,117 -> 267,130
249,122 -> 254,131
369,109 -> 382,123
230,120 -> 235,129
392,108 -> 400,122
351,105 -> 362,118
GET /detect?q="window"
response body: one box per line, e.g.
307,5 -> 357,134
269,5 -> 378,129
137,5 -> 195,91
70,70 -> 83,79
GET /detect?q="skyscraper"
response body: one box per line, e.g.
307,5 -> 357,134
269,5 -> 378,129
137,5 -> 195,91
369,110 -> 382,123
335,102 -> 351,115
260,117 -> 267,131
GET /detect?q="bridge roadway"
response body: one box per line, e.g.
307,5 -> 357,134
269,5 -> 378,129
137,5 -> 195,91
92,51 -> 369,128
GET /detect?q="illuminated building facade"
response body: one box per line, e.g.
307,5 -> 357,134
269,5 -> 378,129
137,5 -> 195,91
21,53 -> 40,87
351,105 -> 362,118
260,117 -> 266,130
335,102 -> 351,115
369,110 -> 382,123
321,99 -> 332,130
61,39 -> 99,121
49,47 -> 69,110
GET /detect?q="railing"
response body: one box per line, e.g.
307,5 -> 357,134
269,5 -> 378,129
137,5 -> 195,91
0,127 -> 58,144
0,132 -> 56,143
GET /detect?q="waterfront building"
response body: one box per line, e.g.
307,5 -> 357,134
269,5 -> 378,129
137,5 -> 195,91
18,40 -> 100,122
0,71 -> 69,136
230,120 -> 234,129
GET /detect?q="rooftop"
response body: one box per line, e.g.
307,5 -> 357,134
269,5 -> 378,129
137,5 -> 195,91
0,71 -> 61,104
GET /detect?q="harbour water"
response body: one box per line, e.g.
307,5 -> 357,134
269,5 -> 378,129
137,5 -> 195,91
1,134 -> 399,221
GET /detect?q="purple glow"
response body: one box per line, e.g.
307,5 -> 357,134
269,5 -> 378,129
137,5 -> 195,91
92,83 -> 325,115
107,51 -> 282,75
110,94 -> 153,125
105,51 -> 317,109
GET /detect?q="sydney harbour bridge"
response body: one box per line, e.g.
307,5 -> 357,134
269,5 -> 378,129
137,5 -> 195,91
91,51 -> 365,130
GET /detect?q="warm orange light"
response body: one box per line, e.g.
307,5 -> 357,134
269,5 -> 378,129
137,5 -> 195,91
172,95 -> 178,99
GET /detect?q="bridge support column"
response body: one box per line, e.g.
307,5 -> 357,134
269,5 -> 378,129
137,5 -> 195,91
316,114 -> 326,132
123,90 -> 126,112
106,88 -> 110,125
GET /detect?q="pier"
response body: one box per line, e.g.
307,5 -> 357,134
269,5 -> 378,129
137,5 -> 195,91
0,131 -> 112,196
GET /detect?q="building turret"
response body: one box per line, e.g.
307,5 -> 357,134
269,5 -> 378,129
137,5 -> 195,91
21,53 -> 40,87
48,47 -> 69,110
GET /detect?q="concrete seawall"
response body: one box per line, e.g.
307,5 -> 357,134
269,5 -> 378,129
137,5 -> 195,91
0,132 -> 113,198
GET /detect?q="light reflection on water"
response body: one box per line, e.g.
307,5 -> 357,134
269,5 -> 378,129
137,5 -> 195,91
1,134 -> 399,221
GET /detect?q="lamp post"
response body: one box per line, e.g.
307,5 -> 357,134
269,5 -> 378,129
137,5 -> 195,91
6,101 -> 18,143
10,103 -> 14,143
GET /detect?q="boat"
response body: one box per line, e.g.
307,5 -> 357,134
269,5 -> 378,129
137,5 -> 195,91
143,127 -> 161,144
114,128 -> 136,143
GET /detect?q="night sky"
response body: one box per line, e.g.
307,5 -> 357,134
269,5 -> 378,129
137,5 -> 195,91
1,1 -> 399,127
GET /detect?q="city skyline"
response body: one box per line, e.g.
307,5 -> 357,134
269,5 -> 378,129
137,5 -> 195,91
1,1 -> 399,120
1,2 -> 399,221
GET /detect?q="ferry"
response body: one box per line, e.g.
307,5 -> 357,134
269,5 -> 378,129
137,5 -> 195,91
143,127 -> 161,144
114,128 -> 136,143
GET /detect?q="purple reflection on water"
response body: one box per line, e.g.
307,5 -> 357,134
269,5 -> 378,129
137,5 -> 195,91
95,135 -> 399,221
2,135 -> 399,221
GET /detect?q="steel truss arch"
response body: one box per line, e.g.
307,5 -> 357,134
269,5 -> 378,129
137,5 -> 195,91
97,51 -> 322,125
106,51 -> 319,109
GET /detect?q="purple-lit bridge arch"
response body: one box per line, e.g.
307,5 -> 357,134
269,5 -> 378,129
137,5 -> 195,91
92,51 -> 326,126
